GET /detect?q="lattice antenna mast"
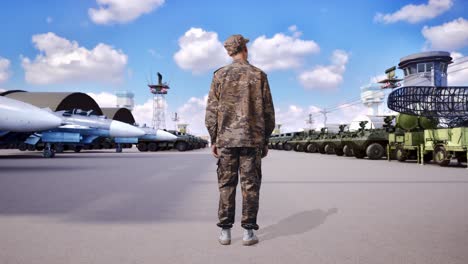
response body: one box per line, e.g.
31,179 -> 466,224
305,113 -> 314,130
148,72 -> 170,130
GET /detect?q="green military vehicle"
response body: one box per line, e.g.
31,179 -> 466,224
302,128 -> 334,154
290,130 -> 316,152
321,125 -> 352,156
387,114 -> 436,163
278,131 -> 304,151
388,114 -> 468,166
423,127 -> 468,166
342,120 -> 388,160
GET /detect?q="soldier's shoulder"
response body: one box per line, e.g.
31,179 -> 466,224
248,63 -> 267,77
213,64 -> 232,77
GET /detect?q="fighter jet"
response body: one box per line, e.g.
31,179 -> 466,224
26,109 -> 145,157
0,96 -> 62,132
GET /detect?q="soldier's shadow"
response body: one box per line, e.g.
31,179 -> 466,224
257,208 -> 338,242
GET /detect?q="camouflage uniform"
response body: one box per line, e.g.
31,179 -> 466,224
205,35 -> 275,230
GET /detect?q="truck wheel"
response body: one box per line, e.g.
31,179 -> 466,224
354,149 -> 366,159
335,147 -> 344,156
396,148 -> 407,162
137,143 -> 148,152
343,145 -> 353,157
366,143 -> 385,160
324,144 -> 334,154
27,144 -> 36,151
176,142 -> 188,152
148,143 -> 159,152
306,143 -> 318,153
18,143 -> 27,151
295,144 -> 304,152
283,143 -> 292,151
434,146 -> 450,166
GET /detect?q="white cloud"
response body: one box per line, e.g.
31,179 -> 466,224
451,51 -> 463,61
249,31 -> 319,71
422,18 -> 468,50
288,25 -> 303,38
375,0 -> 453,24
448,52 -> 468,86
22,32 -> 128,85
174,95 -> 209,135
132,99 -> 154,127
174,28 -> 230,74
0,57 -> 11,83
89,0 -> 164,25
87,92 -> 117,107
298,50 -> 350,90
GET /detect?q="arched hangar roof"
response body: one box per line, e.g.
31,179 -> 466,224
101,108 -> 136,124
2,91 -> 103,115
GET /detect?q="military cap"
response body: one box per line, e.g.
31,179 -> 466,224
224,34 -> 249,56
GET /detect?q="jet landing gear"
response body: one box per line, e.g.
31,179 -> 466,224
116,143 -> 123,153
43,143 -> 56,158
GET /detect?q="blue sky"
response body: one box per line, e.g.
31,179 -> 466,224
0,0 -> 467,134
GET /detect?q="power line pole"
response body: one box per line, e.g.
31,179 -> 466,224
320,108 -> 330,128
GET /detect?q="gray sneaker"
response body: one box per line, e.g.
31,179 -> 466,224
242,229 -> 259,246
218,228 -> 231,245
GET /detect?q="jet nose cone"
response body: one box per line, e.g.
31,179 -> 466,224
36,110 -> 62,130
156,129 -> 178,141
109,121 -> 145,137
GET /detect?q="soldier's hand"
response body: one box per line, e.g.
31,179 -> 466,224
211,145 -> 219,158
261,145 -> 268,158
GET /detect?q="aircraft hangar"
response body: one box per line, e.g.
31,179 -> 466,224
0,90 -> 103,115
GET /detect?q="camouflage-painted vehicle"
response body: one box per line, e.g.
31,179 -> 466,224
296,130 -> 322,153
268,134 -> 280,149
269,133 -> 294,150
289,130 -> 315,152
278,131 -> 304,151
308,128 -> 338,154
342,121 -> 388,160
321,125 -> 353,156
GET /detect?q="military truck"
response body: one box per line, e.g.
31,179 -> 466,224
387,114 -> 436,163
321,125 -> 352,156
278,131 -> 304,151
290,130 -> 315,152
342,120 -> 388,160
423,127 -> 468,166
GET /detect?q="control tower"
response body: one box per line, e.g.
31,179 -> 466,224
148,72 -> 170,129
361,83 -> 385,116
398,51 -> 452,86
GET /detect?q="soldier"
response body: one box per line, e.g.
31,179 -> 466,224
205,34 -> 275,246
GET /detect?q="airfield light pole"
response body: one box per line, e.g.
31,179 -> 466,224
171,112 -> 180,131
148,72 -> 170,130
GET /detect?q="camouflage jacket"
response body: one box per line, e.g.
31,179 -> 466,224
205,59 -> 275,148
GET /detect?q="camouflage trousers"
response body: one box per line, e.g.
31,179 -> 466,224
216,147 -> 262,230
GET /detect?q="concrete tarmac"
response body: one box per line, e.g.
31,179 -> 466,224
0,148 -> 467,264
